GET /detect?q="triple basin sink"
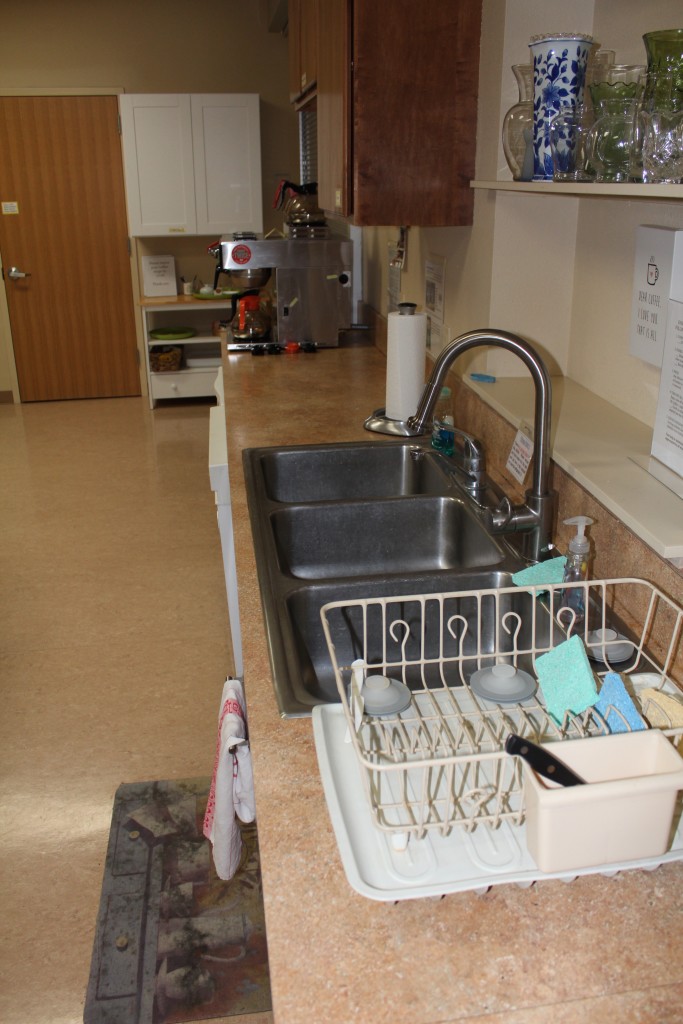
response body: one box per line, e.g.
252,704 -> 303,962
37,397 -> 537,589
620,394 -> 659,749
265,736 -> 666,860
243,440 -> 530,717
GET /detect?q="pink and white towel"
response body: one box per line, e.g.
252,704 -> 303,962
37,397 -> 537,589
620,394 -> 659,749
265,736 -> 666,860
203,678 -> 255,880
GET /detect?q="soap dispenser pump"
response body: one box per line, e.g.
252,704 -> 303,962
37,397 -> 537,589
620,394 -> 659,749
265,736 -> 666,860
563,516 -> 593,583
562,515 -> 594,630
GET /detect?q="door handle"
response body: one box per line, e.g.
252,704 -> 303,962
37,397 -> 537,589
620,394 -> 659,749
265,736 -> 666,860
7,266 -> 31,280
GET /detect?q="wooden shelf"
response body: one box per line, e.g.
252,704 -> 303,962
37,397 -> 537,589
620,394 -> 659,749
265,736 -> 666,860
151,365 -> 220,375
149,334 -> 222,346
471,180 -> 683,200
139,295 -> 233,309
142,298 -> 227,407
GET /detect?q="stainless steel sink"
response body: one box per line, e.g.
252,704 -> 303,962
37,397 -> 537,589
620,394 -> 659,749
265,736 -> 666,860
243,440 -> 528,717
259,442 -> 455,501
280,569 -> 538,709
271,497 -> 503,580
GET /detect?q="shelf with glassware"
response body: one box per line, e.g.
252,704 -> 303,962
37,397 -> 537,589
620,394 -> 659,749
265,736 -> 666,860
140,296 -> 231,408
488,30 -> 683,202
471,179 -> 683,199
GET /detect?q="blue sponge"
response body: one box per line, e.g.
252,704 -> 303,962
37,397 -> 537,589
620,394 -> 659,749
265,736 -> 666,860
512,556 -> 567,590
594,672 -> 646,734
535,634 -> 598,725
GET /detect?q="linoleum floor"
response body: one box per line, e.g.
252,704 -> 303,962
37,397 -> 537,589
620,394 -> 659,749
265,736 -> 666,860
0,396 -> 272,1024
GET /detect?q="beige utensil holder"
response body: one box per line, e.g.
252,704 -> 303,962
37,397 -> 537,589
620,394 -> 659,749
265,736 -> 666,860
522,731 -> 683,873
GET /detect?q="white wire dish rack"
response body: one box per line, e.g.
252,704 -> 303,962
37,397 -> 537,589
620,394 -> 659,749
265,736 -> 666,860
318,578 -> 683,856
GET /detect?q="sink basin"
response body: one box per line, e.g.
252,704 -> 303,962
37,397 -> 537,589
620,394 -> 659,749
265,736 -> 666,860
243,440 -> 527,717
271,497 -> 504,579
259,442 -> 452,502
280,570 -> 527,708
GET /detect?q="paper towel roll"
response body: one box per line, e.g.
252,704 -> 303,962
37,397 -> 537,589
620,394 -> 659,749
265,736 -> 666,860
385,310 -> 427,421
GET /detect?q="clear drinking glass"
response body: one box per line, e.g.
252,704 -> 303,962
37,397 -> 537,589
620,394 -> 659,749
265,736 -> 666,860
586,48 -> 616,87
549,105 -> 596,181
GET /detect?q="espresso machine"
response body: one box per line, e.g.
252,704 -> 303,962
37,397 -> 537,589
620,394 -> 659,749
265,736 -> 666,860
215,236 -> 354,351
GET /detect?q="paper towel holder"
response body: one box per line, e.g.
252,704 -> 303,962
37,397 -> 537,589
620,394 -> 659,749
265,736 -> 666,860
364,303 -> 429,436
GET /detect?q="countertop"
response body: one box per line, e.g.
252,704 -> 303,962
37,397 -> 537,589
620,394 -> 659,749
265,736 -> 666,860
221,343 -> 683,1024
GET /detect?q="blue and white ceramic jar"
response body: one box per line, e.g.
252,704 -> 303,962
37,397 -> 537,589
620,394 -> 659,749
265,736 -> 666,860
529,33 -> 595,180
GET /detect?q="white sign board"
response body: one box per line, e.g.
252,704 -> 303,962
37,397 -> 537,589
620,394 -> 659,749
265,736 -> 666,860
506,428 -> 534,485
652,298 -> 683,478
141,255 -> 177,297
629,226 -> 682,366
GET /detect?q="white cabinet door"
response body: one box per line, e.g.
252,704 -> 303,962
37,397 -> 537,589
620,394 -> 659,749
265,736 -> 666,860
120,94 -> 196,235
120,93 -> 263,237
191,94 -> 263,236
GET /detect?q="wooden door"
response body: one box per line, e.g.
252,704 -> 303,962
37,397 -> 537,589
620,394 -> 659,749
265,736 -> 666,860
0,96 -> 141,401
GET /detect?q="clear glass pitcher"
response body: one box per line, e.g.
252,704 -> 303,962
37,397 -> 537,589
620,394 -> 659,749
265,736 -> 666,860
588,97 -> 639,182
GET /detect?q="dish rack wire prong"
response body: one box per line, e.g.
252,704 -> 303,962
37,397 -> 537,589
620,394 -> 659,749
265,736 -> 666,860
319,578 -> 683,843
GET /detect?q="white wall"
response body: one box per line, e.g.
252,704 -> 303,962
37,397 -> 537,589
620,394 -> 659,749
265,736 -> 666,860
567,0 -> 683,421
569,198 -> 683,420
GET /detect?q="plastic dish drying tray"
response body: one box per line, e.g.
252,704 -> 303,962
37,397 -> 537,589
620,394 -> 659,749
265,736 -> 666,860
313,578 -> 683,901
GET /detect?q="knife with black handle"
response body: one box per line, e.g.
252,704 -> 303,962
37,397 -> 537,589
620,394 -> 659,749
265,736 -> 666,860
505,733 -> 586,787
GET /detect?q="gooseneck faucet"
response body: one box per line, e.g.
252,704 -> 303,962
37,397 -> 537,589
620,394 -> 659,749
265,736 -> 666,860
407,329 -> 555,563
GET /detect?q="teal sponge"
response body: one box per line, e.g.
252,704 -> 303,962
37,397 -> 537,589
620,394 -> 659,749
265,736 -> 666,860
535,634 -> 598,725
594,672 -> 646,734
512,556 -> 567,590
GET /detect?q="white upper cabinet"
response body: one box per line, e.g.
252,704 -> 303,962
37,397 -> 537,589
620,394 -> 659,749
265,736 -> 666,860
119,94 -> 263,236
190,95 -> 263,235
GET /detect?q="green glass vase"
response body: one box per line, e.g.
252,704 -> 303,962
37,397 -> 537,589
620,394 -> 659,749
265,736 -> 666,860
643,29 -> 683,109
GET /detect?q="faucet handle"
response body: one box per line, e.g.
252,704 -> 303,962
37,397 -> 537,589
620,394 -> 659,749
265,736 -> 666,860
450,427 -> 485,473
437,426 -> 486,498
487,495 -> 514,530
487,496 -> 541,534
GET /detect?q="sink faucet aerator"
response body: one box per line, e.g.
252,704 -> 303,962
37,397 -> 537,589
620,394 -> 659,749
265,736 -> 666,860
407,329 -> 556,563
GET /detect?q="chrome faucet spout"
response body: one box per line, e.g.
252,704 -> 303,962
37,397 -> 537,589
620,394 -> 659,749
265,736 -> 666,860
407,329 -> 555,561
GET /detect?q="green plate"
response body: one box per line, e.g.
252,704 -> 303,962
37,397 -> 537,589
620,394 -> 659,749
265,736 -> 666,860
149,328 -> 196,341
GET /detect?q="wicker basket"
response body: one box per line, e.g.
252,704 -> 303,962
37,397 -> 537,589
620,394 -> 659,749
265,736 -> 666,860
149,345 -> 182,372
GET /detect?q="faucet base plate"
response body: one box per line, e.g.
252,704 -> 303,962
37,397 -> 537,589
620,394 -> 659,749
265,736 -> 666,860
364,407 -> 426,437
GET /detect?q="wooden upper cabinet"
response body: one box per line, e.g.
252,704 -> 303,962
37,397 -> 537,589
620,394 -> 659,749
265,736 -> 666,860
354,1 -> 482,226
289,0 -> 319,102
316,0 -> 351,217
297,0 -> 483,226
288,0 -> 302,100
